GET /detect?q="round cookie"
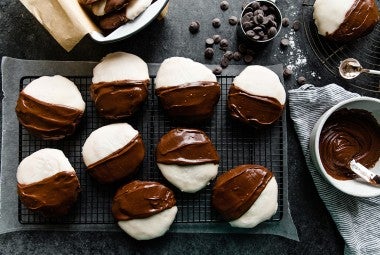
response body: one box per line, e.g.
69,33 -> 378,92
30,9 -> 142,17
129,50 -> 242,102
82,123 -> 145,183
227,65 -> 286,126
91,52 -> 150,119
17,148 -> 80,217
112,180 -> 177,240
313,0 -> 379,42
212,164 -> 278,228
155,57 -> 221,122
15,75 -> 85,140
156,128 -> 220,193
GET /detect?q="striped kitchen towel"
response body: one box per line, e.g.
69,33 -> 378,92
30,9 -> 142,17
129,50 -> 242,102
288,84 -> 380,255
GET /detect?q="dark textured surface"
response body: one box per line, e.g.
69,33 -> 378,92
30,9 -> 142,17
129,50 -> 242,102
0,0 -> 364,254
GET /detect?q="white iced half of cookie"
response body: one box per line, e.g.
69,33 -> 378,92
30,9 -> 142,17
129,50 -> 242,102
17,148 -> 75,185
126,0 -> 153,20
82,123 -> 138,166
229,178 -> 278,228
118,206 -> 178,240
92,52 -> 149,83
23,75 -> 85,111
313,0 -> 355,36
155,57 -> 217,88
157,163 -> 219,193
233,65 -> 286,105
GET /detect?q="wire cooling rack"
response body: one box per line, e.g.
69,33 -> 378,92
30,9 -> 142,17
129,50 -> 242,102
18,75 -> 285,225
302,0 -> 380,93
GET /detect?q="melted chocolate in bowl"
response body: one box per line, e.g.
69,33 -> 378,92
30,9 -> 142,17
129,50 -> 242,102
319,108 -> 380,180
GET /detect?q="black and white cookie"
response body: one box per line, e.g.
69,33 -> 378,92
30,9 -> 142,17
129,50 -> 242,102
82,123 -> 145,183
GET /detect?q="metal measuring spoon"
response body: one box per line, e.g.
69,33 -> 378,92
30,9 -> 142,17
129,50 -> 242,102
339,58 -> 380,79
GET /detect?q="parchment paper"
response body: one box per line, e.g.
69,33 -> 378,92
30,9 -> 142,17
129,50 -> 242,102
0,56 -> 299,241
19,0 -> 100,52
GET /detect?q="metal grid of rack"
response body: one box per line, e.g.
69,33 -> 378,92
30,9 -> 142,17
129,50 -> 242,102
19,75 -> 285,224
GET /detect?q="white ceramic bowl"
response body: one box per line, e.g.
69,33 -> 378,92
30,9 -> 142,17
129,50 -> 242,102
89,0 -> 169,43
310,97 -> 380,197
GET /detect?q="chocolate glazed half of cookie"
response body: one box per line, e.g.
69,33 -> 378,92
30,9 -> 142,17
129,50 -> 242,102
112,180 -> 176,221
156,128 -> 220,165
319,108 -> 380,180
18,171 -> 80,217
15,91 -> 83,140
155,81 -> 221,122
90,79 -> 150,119
227,84 -> 284,126
327,0 -> 380,42
86,134 -> 145,183
212,164 -> 273,221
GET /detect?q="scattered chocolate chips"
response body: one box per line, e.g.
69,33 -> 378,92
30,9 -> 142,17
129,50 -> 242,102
212,18 -> 221,28
282,18 -> 290,27
220,39 -> 229,48
220,57 -> 230,68
233,51 -> 242,61
297,76 -> 307,85
206,38 -> 214,47
229,16 -> 239,26
220,1 -> 229,11
189,21 -> 200,34
243,54 -> 253,64
224,51 -> 234,60
204,48 -> 214,59
280,38 -> 290,48
213,66 -> 223,75
283,67 -> 293,78
213,34 -> 222,44
241,1 -> 280,41
292,20 -> 301,31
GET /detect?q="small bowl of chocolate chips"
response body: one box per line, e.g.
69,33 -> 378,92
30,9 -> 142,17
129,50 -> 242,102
239,0 -> 282,43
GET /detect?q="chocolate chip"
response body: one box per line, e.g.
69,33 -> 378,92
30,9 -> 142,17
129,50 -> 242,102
189,21 -> 200,33
242,21 -> 253,30
229,16 -> 239,26
224,51 -> 234,60
283,67 -> 293,78
212,18 -> 221,28
282,17 -> 290,27
292,20 -> 301,31
243,54 -> 253,64
206,38 -> 214,47
268,27 -> 277,38
220,1 -> 229,11
250,1 -> 260,10
257,14 -> 264,24
220,38 -> 229,48
260,4 -> 268,12
297,76 -> 307,85
238,44 -> 247,54
253,9 -> 264,16
253,34 -> 261,40
233,51 -> 242,61
204,48 -> 214,59
280,38 -> 290,48
212,34 -> 222,44
267,14 -> 275,21
253,26 -> 262,32
213,66 -> 223,75
220,56 -> 230,68
246,30 -> 255,38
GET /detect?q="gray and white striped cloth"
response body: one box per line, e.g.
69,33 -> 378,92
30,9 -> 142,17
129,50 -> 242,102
288,84 -> 380,255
